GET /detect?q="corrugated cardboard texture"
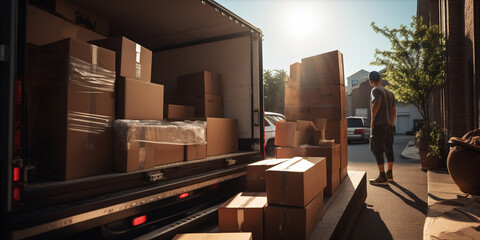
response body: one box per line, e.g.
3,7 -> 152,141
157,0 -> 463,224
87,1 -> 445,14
185,144 -> 207,161
275,145 -> 341,196
27,4 -> 105,46
266,157 -> 327,207
301,50 -> 345,86
288,62 -> 301,88
247,159 -> 290,192
27,38 -> 115,180
167,104 -> 195,119
154,144 -> 184,165
218,192 -> 267,240
326,120 -> 348,181
180,94 -> 223,118
116,77 -> 164,120
207,118 -> 238,156
89,36 -> 152,82
177,71 -> 223,95
172,233 -> 252,240
285,85 -> 345,106
265,192 -> 324,240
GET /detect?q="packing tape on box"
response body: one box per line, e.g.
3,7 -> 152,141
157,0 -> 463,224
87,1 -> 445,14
280,157 -> 304,204
237,209 -> 244,231
279,207 -> 288,237
135,43 -> 141,79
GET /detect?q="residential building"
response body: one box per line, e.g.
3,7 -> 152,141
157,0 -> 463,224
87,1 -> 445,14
346,69 -> 369,94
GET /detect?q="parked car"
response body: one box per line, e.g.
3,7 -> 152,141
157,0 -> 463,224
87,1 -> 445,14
347,116 -> 370,143
265,112 -> 285,156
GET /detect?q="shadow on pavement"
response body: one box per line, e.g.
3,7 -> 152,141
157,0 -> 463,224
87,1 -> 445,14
386,182 -> 427,214
350,205 -> 393,240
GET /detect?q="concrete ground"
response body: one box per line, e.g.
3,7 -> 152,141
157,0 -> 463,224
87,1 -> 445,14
348,135 -> 427,240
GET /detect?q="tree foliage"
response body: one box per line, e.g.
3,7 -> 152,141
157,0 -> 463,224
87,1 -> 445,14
264,69 -> 287,114
371,16 -> 446,131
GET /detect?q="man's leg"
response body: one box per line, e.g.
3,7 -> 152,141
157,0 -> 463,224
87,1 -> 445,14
385,125 -> 395,181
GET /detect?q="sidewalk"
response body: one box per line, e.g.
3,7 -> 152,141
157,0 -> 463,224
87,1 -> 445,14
401,139 -> 420,160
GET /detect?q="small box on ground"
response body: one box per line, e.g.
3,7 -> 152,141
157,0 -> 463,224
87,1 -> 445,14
116,77 -> 164,120
275,145 -> 341,196
247,159 -> 291,192
301,50 -> 345,86
207,118 -> 238,156
218,192 -> 267,240
89,36 -> 152,82
167,104 -> 195,119
266,157 -> 327,207
172,233 -> 252,240
265,191 -> 324,240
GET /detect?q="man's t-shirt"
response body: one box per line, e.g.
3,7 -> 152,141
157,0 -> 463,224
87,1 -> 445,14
371,85 -> 395,126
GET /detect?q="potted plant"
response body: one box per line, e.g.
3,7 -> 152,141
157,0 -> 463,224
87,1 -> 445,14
415,122 -> 445,169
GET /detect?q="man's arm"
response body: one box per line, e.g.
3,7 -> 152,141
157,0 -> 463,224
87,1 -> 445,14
371,98 -> 381,129
391,105 -> 397,127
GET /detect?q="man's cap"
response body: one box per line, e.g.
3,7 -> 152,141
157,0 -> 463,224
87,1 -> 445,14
368,71 -> 381,81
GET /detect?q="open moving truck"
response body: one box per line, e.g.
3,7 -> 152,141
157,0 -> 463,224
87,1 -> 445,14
0,0 -> 264,239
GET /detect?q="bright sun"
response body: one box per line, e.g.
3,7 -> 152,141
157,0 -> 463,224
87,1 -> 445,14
285,6 -> 316,38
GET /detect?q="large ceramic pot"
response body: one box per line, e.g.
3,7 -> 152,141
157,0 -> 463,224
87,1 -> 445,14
447,129 -> 480,195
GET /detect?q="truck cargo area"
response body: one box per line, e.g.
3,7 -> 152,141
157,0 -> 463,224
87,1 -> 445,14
2,0 -> 264,239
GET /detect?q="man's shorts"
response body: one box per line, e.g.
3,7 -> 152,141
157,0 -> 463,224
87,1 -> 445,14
370,125 -> 394,154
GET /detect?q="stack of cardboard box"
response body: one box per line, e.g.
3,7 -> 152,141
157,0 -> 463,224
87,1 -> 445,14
218,157 -> 326,240
175,71 -> 239,157
284,50 -> 348,182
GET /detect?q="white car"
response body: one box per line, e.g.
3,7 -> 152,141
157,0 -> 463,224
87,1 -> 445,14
264,112 -> 285,156
347,116 -> 371,143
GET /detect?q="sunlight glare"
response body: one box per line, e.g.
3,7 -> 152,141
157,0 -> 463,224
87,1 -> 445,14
285,5 -> 316,38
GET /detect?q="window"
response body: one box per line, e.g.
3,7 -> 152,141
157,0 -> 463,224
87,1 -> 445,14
348,118 -> 364,127
352,80 -> 358,86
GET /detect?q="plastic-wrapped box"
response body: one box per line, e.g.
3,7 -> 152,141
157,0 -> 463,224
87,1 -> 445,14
113,120 -> 207,172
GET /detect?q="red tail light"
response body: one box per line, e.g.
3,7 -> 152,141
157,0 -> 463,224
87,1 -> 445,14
179,192 -> 189,199
13,187 -> 21,202
13,167 -> 21,182
354,129 -> 364,134
132,215 -> 147,226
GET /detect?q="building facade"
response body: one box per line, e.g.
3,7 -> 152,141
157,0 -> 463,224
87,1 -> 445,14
346,69 -> 369,94
418,0 -> 480,138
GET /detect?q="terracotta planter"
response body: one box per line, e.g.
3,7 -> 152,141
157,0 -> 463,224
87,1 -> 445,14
419,150 -> 442,170
447,129 -> 480,195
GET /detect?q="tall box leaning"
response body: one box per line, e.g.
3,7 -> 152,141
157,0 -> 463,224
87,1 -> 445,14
27,38 -> 116,180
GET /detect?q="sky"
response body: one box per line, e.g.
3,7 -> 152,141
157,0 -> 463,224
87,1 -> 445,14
215,0 -> 417,83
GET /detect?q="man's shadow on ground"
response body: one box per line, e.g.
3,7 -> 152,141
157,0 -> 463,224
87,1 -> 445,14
376,181 -> 427,214
351,204 -> 394,240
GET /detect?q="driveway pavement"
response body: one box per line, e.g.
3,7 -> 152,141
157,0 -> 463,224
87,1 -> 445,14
348,135 -> 427,240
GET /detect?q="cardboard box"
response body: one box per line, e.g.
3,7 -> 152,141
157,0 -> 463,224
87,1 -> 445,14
274,120 -> 316,147
89,36 -> 152,82
326,120 -> 348,181
266,157 -> 327,207
275,145 -> 341,196
265,192 -> 324,240
288,62 -> 301,88
27,4 -> 105,46
180,94 -> 223,118
247,159 -> 291,192
56,0 -> 110,35
167,104 -> 195,119
177,71 -> 223,95
27,38 -> 115,180
285,85 -> 345,106
185,144 -> 207,161
301,50 -> 345,86
114,138 -> 155,172
155,144 -> 184,166
218,192 -> 267,240
172,233 -> 252,240
116,77 -> 164,120
207,118 -> 238,156
285,104 -> 347,122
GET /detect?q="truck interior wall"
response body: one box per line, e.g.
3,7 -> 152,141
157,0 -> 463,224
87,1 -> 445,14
152,36 -> 254,139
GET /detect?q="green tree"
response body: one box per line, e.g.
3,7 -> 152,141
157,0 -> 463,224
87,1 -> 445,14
371,16 -> 446,131
263,69 -> 287,114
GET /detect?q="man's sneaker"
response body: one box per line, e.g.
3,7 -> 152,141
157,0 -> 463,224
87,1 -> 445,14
369,173 -> 388,185
386,170 -> 393,182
